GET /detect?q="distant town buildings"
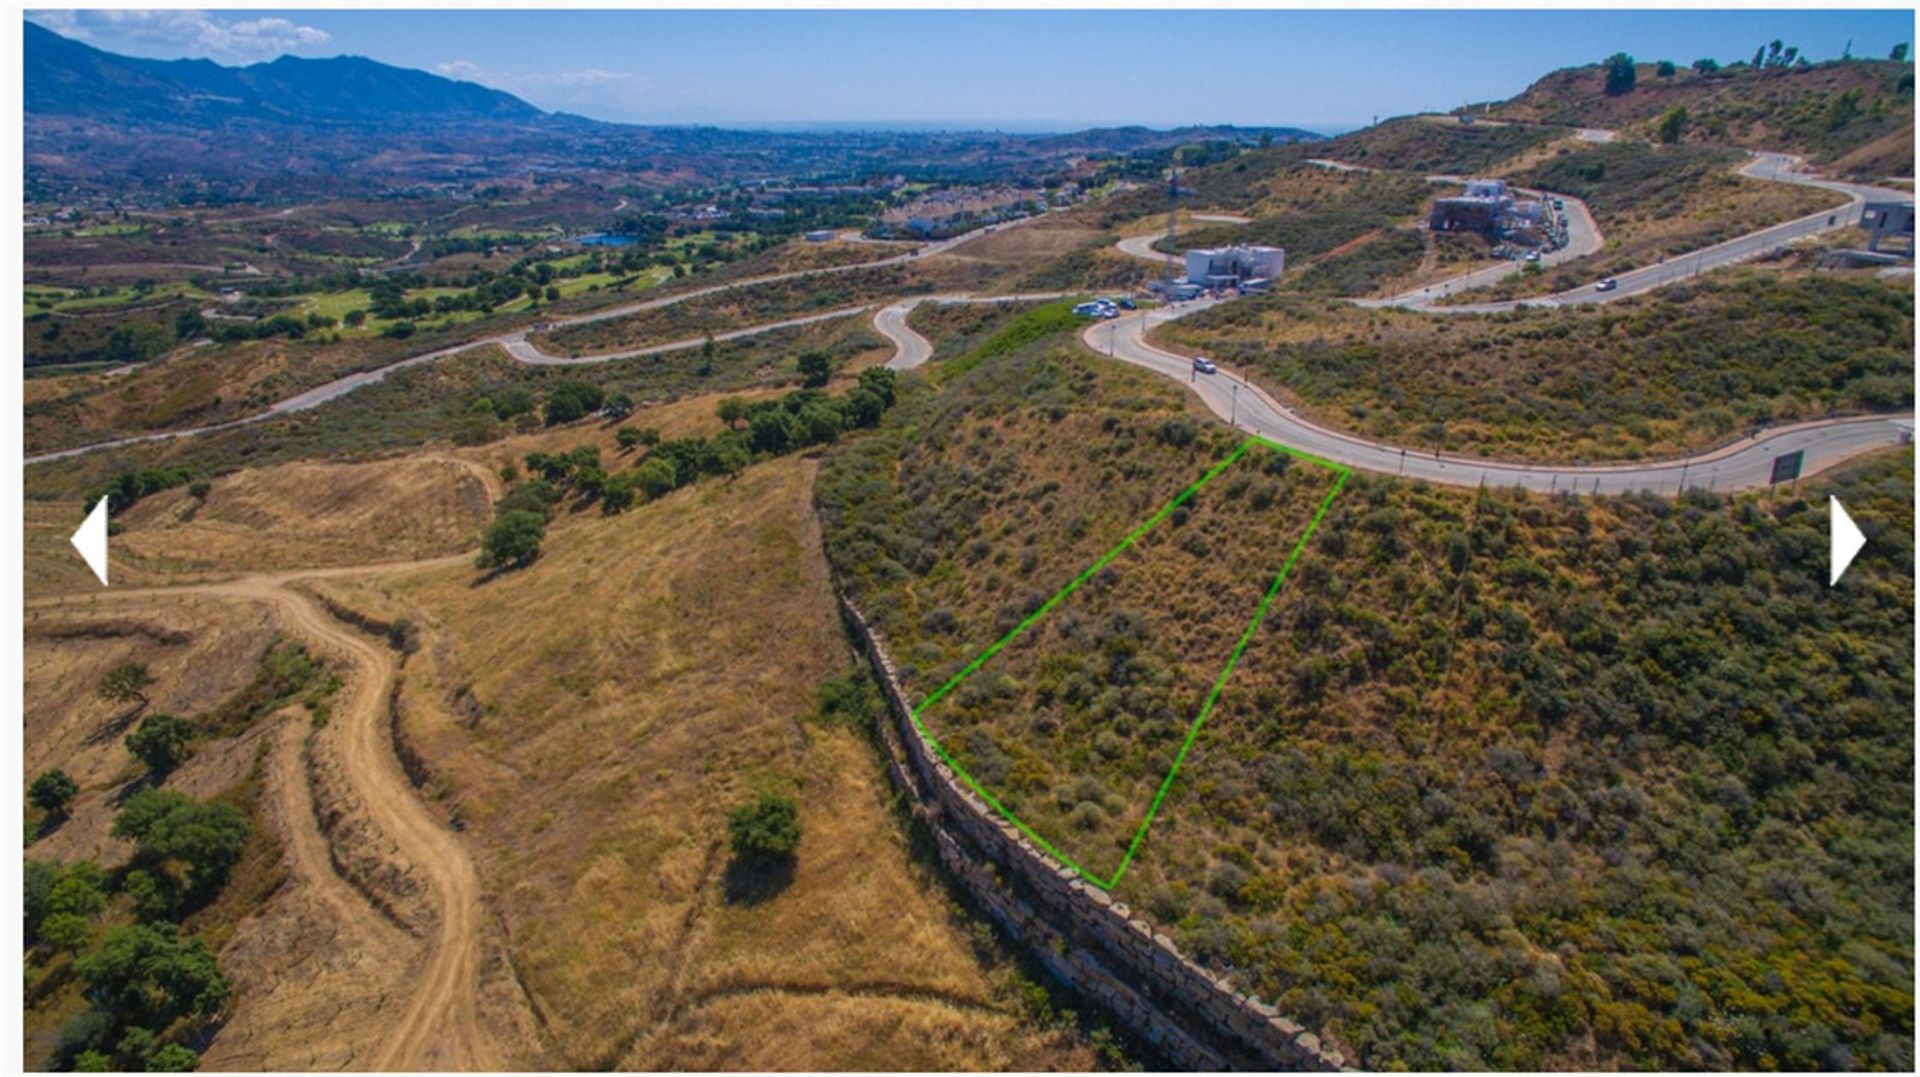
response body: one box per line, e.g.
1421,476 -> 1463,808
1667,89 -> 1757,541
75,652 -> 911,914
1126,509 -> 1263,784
1184,244 -> 1285,290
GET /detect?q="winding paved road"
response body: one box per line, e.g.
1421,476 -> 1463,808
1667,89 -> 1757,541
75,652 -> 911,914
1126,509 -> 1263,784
1065,301 -> 1913,495
26,142 -> 1913,494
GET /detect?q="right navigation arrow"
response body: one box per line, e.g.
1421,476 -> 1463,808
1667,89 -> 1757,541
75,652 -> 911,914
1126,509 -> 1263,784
1830,496 -> 1865,586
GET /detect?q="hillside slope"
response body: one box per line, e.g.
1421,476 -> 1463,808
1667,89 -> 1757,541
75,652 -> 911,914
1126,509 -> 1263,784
1486,58 -> 1915,175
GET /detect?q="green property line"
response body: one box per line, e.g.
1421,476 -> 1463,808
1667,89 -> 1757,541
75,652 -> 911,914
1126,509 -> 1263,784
908,436 -> 1351,890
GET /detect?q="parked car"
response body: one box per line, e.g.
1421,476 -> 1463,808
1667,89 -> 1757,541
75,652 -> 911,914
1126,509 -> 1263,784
1595,277 -> 1618,292
1192,356 -> 1218,375
1525,250 -> 1541,263
1116,297 -> 1137,310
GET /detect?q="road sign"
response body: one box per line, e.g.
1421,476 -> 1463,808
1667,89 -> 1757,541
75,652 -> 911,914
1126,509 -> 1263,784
1770,450 -> 1804,484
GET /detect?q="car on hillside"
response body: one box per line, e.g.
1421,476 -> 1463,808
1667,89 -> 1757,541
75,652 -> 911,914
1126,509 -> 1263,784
1595,277 -> 1618,292
1192,356 -> 1218,375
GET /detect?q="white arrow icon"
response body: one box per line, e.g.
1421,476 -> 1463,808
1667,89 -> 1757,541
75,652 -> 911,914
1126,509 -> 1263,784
1830,496 -> 1865,586
71,496 -> 110,587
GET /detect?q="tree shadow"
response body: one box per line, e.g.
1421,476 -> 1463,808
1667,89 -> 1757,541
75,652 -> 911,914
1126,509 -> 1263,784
82,703 -> 147,747
721,853 -> 795,906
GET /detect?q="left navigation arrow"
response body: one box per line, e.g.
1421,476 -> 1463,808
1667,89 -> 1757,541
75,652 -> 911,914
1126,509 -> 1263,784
72,496 -> 110,587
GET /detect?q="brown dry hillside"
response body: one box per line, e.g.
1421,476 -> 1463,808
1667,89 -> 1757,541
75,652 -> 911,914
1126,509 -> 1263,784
113,455 -> 497,577
1487,59 -> 1915,175
338,454 -> 1092,1070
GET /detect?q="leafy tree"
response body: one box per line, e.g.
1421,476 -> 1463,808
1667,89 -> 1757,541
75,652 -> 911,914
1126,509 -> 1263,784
602,392 -> 635,421
543,381 -> 606,426
1603,53 -> 1637,96
105,323 -> 171,364
600,472 -> 639,514
635,457 -> 678,500
73,1051 -> 112,1072
76,923 -> 230,1029
343,309 -> 367,327
172,308 -> 206,340
1692,58 -> 1720,74
1655,59 -> 1676,77
616,425 -> 645,450
41,912 -> 95,955
716,397 -> 749,429
147,1044 -> 199,1072
1892,42 -> 1909,62
97,661 -> 154,708
798,401 -> 845,445
748,408 -> 798,454
711,437 -> 751,480
842,387 -> 886,429
124,713 -> 193,778
477,510 -> 546,570
1752,44 -> 1767,68
495,478 -> 561,519
728,795 -> 801,861
858,366 -> 897,407
30,769 -> 79,817
698,334 -> 716,377
1655,106 -> 1691,144
113,790 -> 250,901
798,350 -> 834,388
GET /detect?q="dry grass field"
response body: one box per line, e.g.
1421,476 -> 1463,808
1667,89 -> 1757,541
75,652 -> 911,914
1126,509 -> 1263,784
313,453 -> 1091,1069
113,456 -> 498,577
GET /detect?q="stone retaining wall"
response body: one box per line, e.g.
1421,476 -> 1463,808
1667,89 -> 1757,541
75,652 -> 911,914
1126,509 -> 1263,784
839,596 -> 1346,1072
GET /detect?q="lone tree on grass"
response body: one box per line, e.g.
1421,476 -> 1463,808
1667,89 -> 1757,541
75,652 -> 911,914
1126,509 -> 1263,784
1656,106 -> 1691,144
29,769 -> 79,818
728,794 -> 801,863
98,661 -> 154,710
1604,52 -> 1637,96
477,510 -> 547,571
125,713 -> 193,778
797,350 -> 833,388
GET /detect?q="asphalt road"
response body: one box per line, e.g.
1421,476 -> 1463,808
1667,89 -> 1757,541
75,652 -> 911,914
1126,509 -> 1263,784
1082,301 -> 1914,494
877,292 -> 1071,371
27,145 -> 1912,481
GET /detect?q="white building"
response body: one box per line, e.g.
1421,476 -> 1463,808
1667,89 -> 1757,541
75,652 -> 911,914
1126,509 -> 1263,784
1184,245 -> 1285,288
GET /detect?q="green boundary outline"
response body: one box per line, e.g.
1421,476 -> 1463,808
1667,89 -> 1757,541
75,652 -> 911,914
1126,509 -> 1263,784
908,435 -> 1351,890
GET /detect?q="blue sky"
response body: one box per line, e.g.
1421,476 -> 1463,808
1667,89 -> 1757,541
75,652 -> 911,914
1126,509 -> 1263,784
26,8 -> 1916,131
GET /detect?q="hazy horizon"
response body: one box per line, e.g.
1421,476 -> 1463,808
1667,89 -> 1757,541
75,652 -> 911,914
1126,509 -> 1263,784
25,8 -> 1915,130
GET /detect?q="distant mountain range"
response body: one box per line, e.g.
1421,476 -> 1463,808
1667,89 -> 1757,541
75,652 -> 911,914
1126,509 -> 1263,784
24,21 -> 1321,196
25,21 -> 543,125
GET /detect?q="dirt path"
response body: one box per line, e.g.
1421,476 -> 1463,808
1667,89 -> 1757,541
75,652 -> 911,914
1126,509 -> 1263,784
30,559 -> 494,1069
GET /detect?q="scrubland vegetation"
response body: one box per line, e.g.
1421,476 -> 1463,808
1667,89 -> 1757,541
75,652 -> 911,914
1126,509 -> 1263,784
817,302 -> 1913,1070
1162,273 -> 1913,462
1310,115 -> 1563,175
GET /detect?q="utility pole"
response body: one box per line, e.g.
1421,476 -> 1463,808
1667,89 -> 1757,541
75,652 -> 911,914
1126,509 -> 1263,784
1231,383 -> 1239,426
1165,147 -> 1181,287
